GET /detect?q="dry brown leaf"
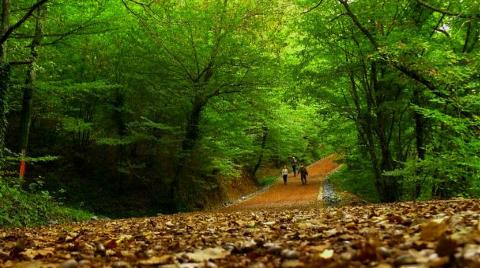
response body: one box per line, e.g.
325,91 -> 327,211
182,247 -> 229,262
308,244 -> 330,252
281,260 -> 304,268
138,255 -> 173,265
11,261 -> 43,268
420,219 -> 449,241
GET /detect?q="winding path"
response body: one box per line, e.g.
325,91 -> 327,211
231,154 -> 340,210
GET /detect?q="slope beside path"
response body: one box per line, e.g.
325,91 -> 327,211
231,155 -> 340,210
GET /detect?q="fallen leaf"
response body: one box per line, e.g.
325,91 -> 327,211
138,255 -> 173,265
281,259 -> 304,267
420,219 -> 449,241
319,249 -> 334,259
11,261 -> 43,268
182,247 -> 229,262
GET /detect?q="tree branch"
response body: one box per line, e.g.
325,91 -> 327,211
336,0 -> 460,109
434,28 -> 450,38
9,60 -> 32,66
417,0 -> 480,19
0,0 -> 49,45
13,23 -> 114,39
338,0 -> 379,48
303,0 -> 325,14
121,0 -> 142,18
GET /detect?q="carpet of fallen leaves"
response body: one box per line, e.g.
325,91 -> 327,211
1,199 -> 480,268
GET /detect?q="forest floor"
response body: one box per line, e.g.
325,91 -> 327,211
1,157 -> 480,267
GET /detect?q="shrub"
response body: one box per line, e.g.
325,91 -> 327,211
0,179 -> 92,228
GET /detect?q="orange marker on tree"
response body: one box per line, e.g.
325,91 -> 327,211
19,150 -> 26,179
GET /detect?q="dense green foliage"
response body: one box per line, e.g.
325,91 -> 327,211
296,0 -> 480,201
0,0 -> 478,223
1,0 -> 324,219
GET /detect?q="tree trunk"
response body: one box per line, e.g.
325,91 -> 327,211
0,0 -> 10,160
18,7 -> 44,178
251,125 -> 269,179
169,96 -> 207,212
0,63 -> 9,160
413,88 -> 425,198
371,62 -> 399,202
0,0 -> 10,62
113,87 -> 127,137
413,89 -> 426,161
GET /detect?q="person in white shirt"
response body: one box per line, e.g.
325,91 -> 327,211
282,165 -> 289,185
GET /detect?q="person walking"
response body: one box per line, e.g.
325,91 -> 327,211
290,156 -> 298,177
281,165 -> 289,185
299,163 -> 308,185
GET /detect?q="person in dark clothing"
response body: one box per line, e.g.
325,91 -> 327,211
282,165 -> 289,185
290,156 -> 298,177
299,163 -> 308,185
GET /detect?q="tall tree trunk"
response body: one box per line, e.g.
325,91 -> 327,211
347,67 -> 386,200
346,58 -> 390,200
0,0 -> 10,161
0,0 -> 9,62
18,7 -> 44,178
371,62 -> 398,202
0,63 -> 9,160
413,89 -> 426,161
169,96 -> 207,212
251,125 -> 269,179
113,87 -> 127,137
113,87 -> 127,159
413,88 -> 425,198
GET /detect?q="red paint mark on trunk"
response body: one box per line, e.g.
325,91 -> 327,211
19,160 -> 26,178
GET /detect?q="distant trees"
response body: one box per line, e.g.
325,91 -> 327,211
120,0 -> 306,210
2,0 -> 324,214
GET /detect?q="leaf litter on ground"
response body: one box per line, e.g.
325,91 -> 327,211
1,200 -> 480,267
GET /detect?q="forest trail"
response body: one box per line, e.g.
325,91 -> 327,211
2,159 -> 479,268
230,155 -> 340,210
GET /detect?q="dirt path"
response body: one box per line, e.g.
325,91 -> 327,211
230,155 -> 340,210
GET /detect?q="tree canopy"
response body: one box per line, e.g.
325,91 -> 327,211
0,0 -> 478,216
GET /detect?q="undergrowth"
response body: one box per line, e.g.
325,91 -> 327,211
328,165 -> 380,203
0,179 -> 92,228
257,175 -> 278,187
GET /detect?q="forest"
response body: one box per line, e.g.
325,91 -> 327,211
0,0 -> 479,226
